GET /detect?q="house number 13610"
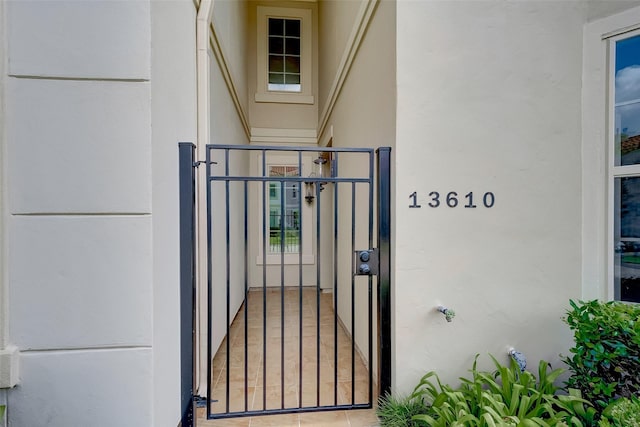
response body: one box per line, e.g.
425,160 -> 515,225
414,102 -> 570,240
409,191 -> 495,209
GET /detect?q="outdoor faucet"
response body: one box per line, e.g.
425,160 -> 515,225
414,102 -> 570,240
508,348 -> 527,372
437,305 -> 456,322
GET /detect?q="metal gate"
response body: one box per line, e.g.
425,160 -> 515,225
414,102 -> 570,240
178,143 -> 391,425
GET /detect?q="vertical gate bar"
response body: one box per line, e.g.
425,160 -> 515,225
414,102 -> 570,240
377,147 -> 392,397
351,181 -> 356,405
280,180 -> 286,409
178,142 -> 196,427
262,150 -> 267,410
333,157 -> 339,406
315,180 -> 321,407
206,146 -> 214,419
298,152 -> 303,408
244,180 -> 249,412
368,151 -> 374,405
225,148 -> 231,414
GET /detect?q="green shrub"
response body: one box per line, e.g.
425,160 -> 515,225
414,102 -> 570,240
597,396 -> 640,427
563,299 -> 640,409
406,355 -> 596,427
376,392 -> 429,427
0,405 -> 4,420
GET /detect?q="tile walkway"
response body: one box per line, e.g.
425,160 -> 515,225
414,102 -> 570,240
197,288 -> 379,427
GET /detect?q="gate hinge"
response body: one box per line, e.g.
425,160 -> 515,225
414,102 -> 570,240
193,160 -> 218,168
193,395 -> 218,407
354,248 -> 379,276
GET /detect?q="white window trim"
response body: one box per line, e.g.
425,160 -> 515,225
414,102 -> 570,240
255,6 -> 314,105
256,153 -> 315,265
583,5 -> 640,302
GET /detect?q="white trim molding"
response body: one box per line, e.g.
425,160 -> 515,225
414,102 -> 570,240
255,6 -> 314,105
0,346 -> 19,388
250,127 -> 317,144
318,0 -> 378,138
209,24 -> 251,139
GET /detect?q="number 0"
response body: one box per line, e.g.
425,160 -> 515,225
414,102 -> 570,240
483,192 -> 495,208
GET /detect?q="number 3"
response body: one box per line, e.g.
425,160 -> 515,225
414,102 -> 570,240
428,191 -> 440,208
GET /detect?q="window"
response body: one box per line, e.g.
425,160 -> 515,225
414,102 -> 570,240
268,165 -> 301,254
610,32 -> 640,302
256,6 -> 314,104
256,154 -> 314,265
268,18 -> 301,92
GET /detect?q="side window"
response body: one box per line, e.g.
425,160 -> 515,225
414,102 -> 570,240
268,165 -> 301,254
611,33 -> 640,302
255,6 -> 313,104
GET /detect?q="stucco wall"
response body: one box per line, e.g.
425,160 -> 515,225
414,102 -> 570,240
317,0 -> 397,385
394,0 -> 584,392
203,3 -> 252,392
4,1 -> 196,425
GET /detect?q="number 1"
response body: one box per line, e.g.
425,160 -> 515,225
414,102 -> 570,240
409,192 -> 421,208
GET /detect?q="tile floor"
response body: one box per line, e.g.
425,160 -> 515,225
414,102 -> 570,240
197,287 -> 379,427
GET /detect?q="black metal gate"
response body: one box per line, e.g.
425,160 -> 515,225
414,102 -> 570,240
179,143 -> 391,424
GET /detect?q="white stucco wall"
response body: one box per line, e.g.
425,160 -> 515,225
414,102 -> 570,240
395,0 -> 584,392
4,1 -> 197,425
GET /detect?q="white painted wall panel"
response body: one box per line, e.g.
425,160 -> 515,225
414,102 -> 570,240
8,0 -> 150,79
150,0 -> 197,424
7,79 -> 151,214
9,216 -> 152,350
8,349 -> 152,427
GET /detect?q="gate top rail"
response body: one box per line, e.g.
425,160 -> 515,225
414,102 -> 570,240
206,144 -> 374,154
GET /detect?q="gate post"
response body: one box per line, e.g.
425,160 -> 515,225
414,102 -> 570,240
179,142 -> 197,427
376,147 -> 392,397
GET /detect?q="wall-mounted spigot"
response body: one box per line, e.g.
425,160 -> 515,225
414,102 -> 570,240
437,305 -> 455,322
508,348 -> 527,372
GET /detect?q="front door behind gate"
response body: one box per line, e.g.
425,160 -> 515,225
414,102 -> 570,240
179,143 -> 391,423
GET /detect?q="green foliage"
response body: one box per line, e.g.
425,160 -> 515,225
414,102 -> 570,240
376,392 -> 429,427
563,299 -> 640,409
597,396 -> 640,427
405,355 -> 596,427
0,405 -> 4,420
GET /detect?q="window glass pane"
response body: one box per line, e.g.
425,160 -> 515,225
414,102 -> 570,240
614,176 -> 640,302
284,56 -> 300,74
269,73 -> 285,84
285,74 -> 300,85
615,103 -> 640,166
285,38 -> 300,56
285,19 -> 300,37
615,35 -> 640,104
269,36 -> 284,55
269,55 -> 284,73
268,166 -> 300,254
269,18 -> 284,36
615,35 -> 640,166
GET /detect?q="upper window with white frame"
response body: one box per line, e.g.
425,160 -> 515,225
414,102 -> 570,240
256,6 -> 314,104
610,31 -> 640,302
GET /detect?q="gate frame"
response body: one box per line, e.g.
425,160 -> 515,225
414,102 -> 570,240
178,143 -> 391,425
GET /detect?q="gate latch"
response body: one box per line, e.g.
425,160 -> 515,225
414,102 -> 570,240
354,249 -> 379,276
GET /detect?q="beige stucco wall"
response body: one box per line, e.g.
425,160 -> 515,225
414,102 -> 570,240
394,0 -> 585,393
318,0 -> 397,385
247,0 -> 318,131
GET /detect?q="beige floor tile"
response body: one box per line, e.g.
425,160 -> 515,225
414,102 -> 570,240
207,288 -> 374,426
249,413 -> 300,427
299,410 -> 350,426
346,408 -> 379,427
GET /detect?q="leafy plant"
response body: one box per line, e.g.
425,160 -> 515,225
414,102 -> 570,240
406,355 -> 595,427
597,396 -> 640,427
376,392 -> 429,427
0,405 -> 4,420
563,299 -> 640,409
